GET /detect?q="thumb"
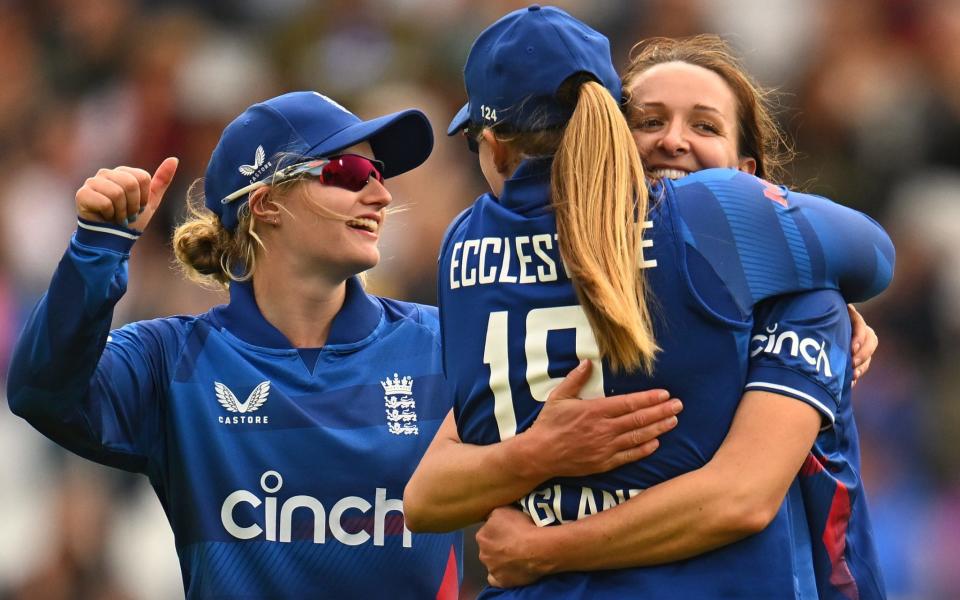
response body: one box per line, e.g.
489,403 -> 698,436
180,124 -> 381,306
130,157 -> 179,232
149,156 -> 179,210
546,360 -> 592,402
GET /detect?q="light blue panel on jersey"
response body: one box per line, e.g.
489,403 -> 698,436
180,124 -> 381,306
706,179 -> 807,300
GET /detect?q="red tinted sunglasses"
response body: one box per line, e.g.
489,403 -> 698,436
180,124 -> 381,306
222,154 -> 385,204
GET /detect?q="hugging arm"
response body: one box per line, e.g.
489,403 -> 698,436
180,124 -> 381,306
477,389 -> 820,586
403,362 -> 682,532
674,170 -> 895,311
476,290 -> 853,587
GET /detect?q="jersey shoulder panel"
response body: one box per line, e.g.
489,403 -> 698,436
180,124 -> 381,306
746,290 -> 851,426
666,168 -> 894,307
651,179 -> 752,324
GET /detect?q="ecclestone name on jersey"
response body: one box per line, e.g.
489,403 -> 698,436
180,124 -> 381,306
448,223 -> 656,290
449,234 -> 563,289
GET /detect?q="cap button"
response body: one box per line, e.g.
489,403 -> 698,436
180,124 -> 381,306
528,5 -> 541,11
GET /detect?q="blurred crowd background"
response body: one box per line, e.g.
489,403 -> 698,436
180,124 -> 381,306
0,0 -> 957,598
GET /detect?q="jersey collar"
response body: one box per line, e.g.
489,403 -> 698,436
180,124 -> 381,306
496,157 -> 553,215
213,276 -> 383,350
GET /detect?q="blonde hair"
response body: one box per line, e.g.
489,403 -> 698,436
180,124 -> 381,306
172,179 -> 263,288
492,78 -> 659,372
623,35 -> 793,183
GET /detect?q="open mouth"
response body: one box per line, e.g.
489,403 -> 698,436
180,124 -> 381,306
346,218 -> 379,234
647,168 -> 690,180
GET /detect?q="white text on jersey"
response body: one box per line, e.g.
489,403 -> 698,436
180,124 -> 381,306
751,323 -> 833,376
221,471 -> 412,547
519,484 -> 644,525
449,224 -> 656,290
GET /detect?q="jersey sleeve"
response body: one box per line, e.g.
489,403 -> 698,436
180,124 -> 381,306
6,220 -> 173,473
669,169 -> 895,317
744,290 -> 851,428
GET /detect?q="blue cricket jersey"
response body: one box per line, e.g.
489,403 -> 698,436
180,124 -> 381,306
750,291 -> 886,600
7,220 -> 462,599
437,160 -> 894,599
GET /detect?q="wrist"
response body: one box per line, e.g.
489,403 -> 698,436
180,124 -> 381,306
75,218 -> 140,253
526,522 -> 567,578
504,427 -> 553,485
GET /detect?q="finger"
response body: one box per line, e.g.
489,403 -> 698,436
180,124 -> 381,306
606,397 -> 681,434
148,157 -> 179,212
848,304 -> 866,354
76,187 -> 118,222
546,360 -> 592,402
596,388 -> 672,418
607,438 -> 661,468
611,412 -> 679,451
116,166 -> 152,223
127,157 -> 179,233
854,356 -> 872,382
854,326 -> 878,367
84,176 -> 128,223
100,169 -> 144,225
853,326 -> 880,366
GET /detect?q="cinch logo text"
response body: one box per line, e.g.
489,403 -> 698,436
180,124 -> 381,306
751,323 -> 832,376
220,471 -> 411,548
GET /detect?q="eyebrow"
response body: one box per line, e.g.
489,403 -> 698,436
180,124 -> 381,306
635,102 -> 724,116
693,104 -> 723,116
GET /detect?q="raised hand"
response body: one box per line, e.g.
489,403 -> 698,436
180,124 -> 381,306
75,157 -> 179,233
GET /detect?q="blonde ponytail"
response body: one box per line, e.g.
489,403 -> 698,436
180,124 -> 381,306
551,80 -> 658,372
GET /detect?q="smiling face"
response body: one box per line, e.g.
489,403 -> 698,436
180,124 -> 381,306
627,61 -> 756,180
269,142 -> 391,279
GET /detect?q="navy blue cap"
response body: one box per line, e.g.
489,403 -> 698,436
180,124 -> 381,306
205,91 -> 434,231
447,5 -> 621,135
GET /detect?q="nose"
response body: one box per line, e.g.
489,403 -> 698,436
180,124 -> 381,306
359,176 -> 392,209
658,121 -> 689,156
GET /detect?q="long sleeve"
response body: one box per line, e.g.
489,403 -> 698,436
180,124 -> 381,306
669,169 -> 895,316
7,220 -> 167,473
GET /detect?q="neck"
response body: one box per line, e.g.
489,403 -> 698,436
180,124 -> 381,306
252,257 -> 348,348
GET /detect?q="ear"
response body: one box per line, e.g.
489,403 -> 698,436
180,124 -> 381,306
483,129 -> 516,175
248,187 -> 281,224
738,156 -> 757,175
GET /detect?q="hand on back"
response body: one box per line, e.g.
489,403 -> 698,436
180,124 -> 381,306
524,360 -> 682,479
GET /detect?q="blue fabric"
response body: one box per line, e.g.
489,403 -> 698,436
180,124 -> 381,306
438,162 -> 892,597
7,226 -> 462,599
447,6 -> 621,134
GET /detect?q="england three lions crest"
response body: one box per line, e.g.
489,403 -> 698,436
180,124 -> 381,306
381,373 -> 418,435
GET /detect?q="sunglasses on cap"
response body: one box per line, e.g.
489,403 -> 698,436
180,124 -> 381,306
221,154 -> 386,205
463,124 -> 483,154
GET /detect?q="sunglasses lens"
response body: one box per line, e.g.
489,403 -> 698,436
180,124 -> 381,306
320,155 -> 384,192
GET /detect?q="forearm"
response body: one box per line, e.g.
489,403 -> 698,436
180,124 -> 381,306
521,391 -> 820,574
537,461 -> 756,572
405,412 -> 550,532
7,225 -> 137,455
